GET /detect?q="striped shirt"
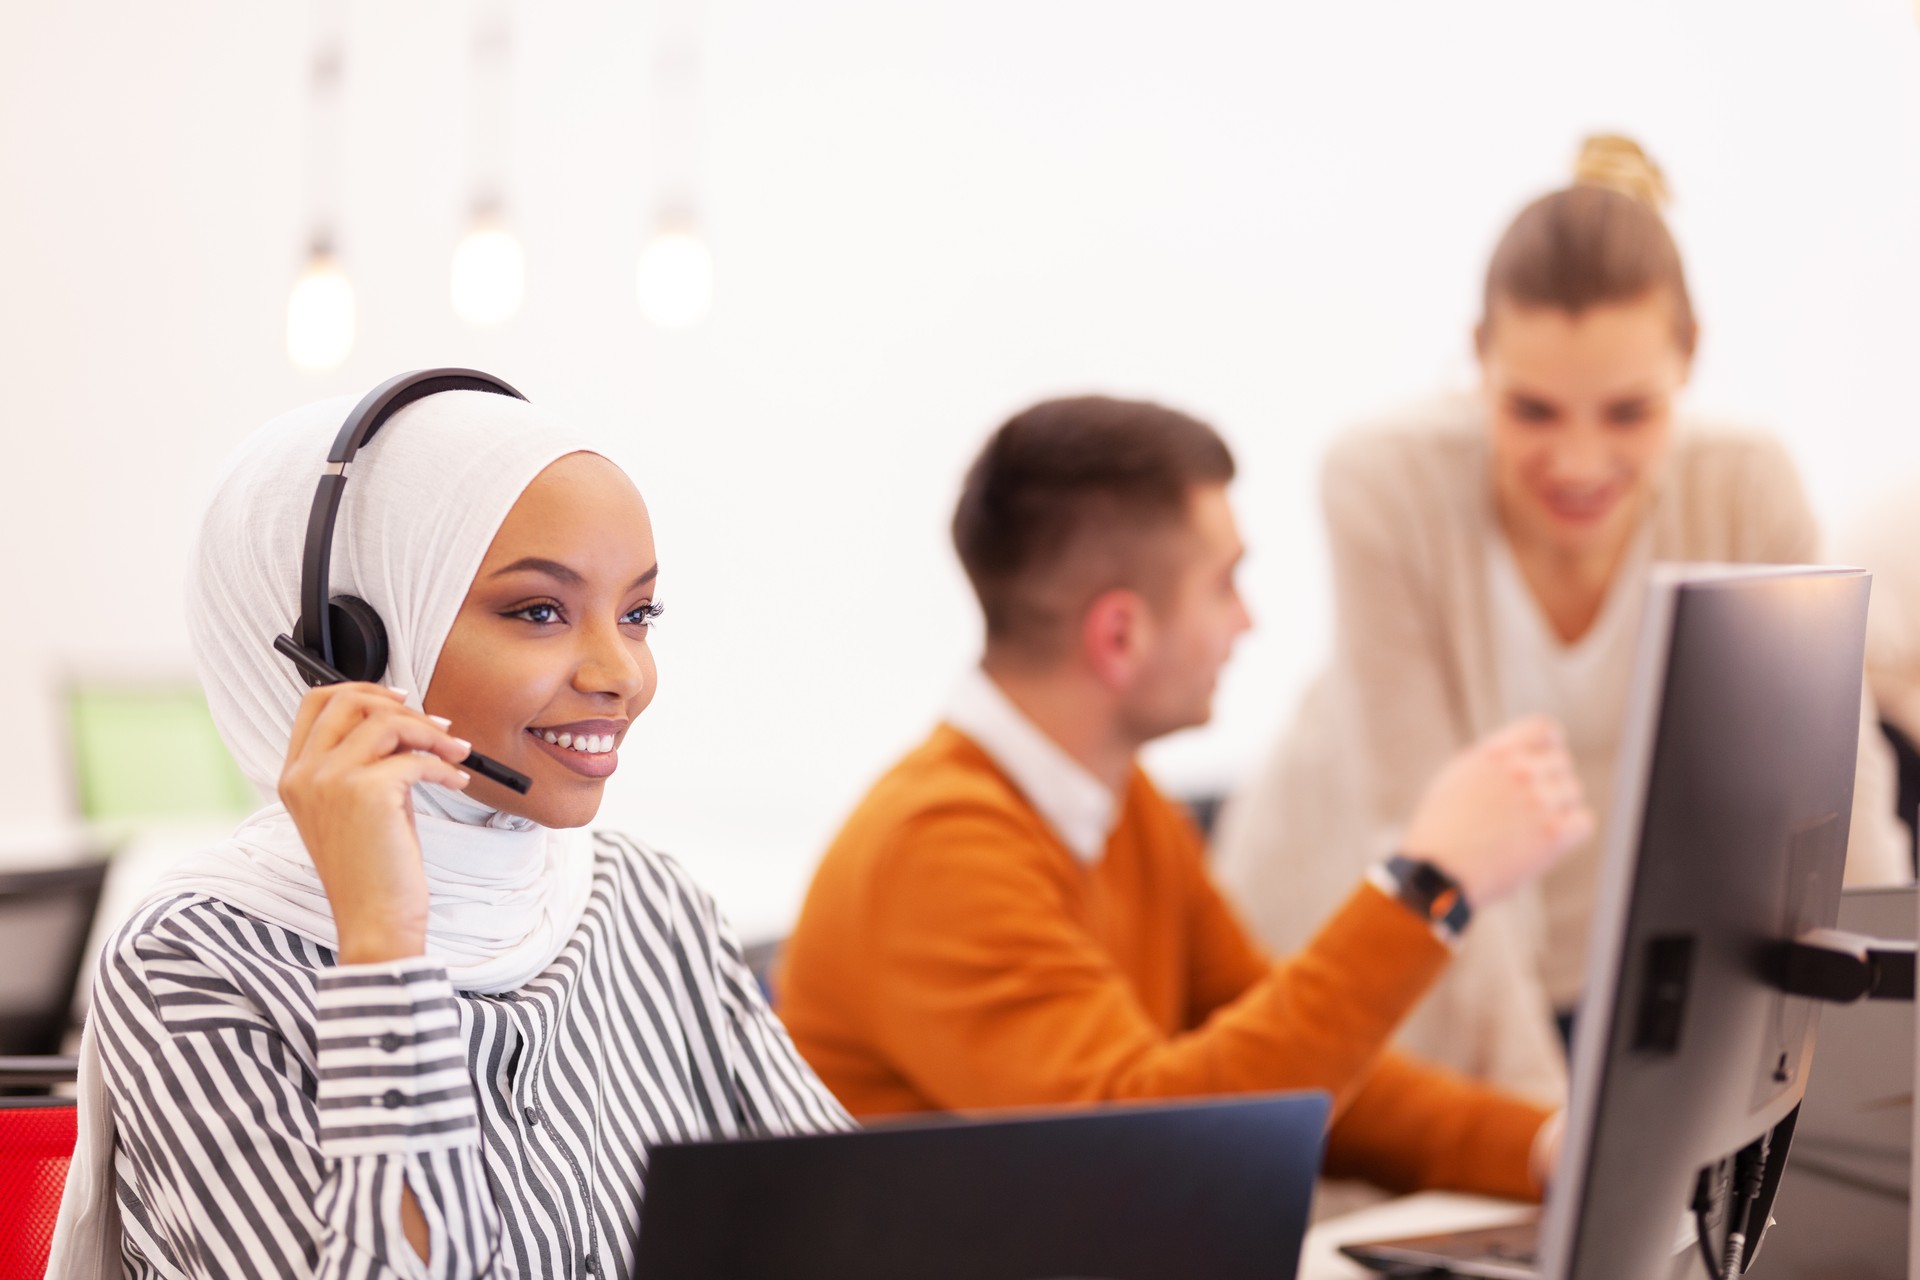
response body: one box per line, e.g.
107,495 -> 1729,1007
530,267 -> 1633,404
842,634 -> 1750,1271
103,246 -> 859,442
91,831 -> 852,1279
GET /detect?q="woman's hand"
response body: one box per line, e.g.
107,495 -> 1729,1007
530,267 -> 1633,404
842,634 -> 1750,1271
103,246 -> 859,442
278,684 -> 474,965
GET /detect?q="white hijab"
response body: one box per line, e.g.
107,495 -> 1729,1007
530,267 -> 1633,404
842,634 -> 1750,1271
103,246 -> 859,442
51,387 -> 608,1277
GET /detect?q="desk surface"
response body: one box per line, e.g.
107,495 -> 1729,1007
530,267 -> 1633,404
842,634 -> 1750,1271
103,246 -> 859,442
1298,1192 -> 1536,1280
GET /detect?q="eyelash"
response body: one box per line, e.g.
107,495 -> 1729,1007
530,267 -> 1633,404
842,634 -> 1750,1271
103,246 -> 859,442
503,600 -> 665,629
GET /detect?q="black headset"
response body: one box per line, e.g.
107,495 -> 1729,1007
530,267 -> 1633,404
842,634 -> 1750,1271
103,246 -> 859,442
289,367 -> 528,686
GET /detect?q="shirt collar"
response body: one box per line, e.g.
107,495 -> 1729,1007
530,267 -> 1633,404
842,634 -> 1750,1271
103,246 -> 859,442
943,666 -> 1120,864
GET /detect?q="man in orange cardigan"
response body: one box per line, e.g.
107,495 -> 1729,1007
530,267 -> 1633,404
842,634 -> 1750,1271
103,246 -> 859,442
777,396 -> 1593,1199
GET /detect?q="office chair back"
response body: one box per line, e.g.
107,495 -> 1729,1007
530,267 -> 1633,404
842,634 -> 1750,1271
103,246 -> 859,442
66,682 -> 255,823
0,861 -> 110,1057
0,1058 -> 81,1280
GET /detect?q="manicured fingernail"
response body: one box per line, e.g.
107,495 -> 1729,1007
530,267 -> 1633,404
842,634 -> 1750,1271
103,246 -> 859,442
456,770 -> 472,785
387,686 -> 410,698
427,715 -> 453,729
451,738 -> 472,755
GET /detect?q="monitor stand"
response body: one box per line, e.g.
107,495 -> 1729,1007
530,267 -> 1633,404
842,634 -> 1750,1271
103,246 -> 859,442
1694,928 -> 1920,1279
1769,930 -> 1916,1005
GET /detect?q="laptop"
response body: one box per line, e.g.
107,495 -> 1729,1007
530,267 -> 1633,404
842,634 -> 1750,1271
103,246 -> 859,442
633,1091 -> 1329,1279
1339,885 -> 1917,1278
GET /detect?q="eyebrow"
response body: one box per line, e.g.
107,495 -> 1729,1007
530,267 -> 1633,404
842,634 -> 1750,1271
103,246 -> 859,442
489,557 -> 659,592
1506,385 -> 1659,404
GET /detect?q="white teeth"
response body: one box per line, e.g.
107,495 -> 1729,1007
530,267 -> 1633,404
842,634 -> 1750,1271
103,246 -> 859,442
534,729 -> 615,754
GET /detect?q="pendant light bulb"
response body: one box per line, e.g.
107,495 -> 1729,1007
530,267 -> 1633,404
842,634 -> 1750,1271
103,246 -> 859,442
286,248 -> 356,370
450,216 -> 526,326
635,225 -> 713,328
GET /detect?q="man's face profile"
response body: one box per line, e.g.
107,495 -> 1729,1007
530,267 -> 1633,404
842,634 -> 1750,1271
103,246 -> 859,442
1116,484 -> 1251,743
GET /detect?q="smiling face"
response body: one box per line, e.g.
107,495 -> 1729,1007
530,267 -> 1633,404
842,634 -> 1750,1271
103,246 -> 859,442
425,452 -> 659,828
1479,290 -> 1690,563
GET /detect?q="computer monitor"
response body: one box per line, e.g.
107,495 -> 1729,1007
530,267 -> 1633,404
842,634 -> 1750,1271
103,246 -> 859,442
1539,565 -> 1875,1279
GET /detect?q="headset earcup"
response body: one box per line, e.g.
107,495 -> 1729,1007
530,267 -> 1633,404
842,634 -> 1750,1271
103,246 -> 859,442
325,595 -> 391,684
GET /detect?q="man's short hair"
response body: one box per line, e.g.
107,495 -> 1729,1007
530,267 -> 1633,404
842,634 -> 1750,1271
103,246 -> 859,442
951,396 -> 1235,659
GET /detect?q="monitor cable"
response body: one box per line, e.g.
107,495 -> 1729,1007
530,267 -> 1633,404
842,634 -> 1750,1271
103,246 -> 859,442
1691,1160 -> 1727,1280
1720,1136 -> 1769,1279
1691,1136 -> 1770,1280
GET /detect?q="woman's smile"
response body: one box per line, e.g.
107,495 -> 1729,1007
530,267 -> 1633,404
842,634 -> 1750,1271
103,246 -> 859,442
523,718 -> 627,778
1533,478 -> 1626,528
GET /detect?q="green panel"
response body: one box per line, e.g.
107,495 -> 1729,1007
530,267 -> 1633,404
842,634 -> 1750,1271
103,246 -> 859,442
67,685 -> 257,822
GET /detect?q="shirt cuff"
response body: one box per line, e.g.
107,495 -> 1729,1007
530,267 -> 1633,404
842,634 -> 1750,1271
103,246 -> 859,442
315,958 -> 478,1158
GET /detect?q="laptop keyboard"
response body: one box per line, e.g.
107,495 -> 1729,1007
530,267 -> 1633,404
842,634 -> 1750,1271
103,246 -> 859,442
1340,1217 -> 1542,1278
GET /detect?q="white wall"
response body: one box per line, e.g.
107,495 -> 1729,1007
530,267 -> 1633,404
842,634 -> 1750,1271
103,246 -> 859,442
3,1 -> 1918,935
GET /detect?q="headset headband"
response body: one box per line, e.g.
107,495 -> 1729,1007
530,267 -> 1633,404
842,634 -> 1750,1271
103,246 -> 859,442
296,368 -> 527,667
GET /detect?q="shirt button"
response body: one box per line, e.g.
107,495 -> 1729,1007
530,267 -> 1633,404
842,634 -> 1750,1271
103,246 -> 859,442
378,1032 -> 403,1053
382,1089 -> 405,1109
523,1104 -> 542,1126
582,1258 -> 598,1275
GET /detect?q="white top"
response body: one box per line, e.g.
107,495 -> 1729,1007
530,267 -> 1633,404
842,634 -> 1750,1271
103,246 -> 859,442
1838,488 -> 1920,745
944,666 -> 1118,864
1485,526 -> 1652,1006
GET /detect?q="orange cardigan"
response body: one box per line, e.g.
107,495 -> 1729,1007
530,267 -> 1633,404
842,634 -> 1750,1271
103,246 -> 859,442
777,725 -> 1549,1199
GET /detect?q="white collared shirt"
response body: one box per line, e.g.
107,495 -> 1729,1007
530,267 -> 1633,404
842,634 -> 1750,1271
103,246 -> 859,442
943,666 -> 1120,864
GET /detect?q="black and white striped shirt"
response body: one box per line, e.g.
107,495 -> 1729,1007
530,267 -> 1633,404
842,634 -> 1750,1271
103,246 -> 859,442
91,832 -> 852,1279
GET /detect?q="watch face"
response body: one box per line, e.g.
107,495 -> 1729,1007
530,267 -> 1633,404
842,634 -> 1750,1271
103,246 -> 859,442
1389,856 -> 1469,932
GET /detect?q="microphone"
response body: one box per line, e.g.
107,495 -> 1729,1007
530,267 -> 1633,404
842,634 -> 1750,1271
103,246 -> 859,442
272,633 -> 533,795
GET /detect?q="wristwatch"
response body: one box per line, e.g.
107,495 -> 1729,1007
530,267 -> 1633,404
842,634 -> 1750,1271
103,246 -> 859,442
1373,854 -> 1473,943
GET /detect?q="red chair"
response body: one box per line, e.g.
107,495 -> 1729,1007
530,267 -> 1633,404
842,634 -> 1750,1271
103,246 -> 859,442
0,1057 -> 80,1280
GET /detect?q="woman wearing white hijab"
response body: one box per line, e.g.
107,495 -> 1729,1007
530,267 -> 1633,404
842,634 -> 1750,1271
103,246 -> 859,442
51,385 -> 850,1279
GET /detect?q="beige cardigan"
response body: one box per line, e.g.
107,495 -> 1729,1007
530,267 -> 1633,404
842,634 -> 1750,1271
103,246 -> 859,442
1214,396 -> 1911,1105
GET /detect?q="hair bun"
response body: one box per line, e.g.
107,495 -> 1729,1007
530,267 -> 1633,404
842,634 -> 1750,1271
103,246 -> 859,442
1572,134 -> 1670,210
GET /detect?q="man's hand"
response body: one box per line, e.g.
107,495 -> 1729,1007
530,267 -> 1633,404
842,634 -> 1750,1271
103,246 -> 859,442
1403,715 -> 1594,908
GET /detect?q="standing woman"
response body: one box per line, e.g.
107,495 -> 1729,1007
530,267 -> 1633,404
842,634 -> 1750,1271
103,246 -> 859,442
51,383 -> 849,1279
1214,137 -> 1909,1105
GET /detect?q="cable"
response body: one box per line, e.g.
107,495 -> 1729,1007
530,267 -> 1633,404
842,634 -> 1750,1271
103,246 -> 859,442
1720,1137 -> 1770,1278
1691,1161 -> 1727,1280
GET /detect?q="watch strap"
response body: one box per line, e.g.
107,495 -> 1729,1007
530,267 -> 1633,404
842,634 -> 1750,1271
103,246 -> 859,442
1378,854 -> 1472,941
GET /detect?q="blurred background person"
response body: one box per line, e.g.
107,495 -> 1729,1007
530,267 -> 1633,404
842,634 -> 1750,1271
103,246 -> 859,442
777,397 -> 1589,1201
1212,135 -> 1911,1107
1839,488 -> 1920,861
